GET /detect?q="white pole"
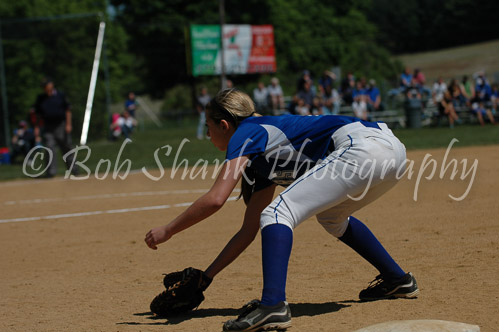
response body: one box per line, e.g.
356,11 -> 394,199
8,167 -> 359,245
80,21 -> 106,145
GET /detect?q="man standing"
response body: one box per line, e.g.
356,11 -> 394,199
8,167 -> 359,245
196,87 -> 211,140
33,77 -> 78,177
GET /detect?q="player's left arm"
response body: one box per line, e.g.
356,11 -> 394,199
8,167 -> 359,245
145,156 -> 249,250
203,183 -> 276,279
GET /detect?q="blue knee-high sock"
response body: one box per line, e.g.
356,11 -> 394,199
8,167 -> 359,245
339,216 -> 405,280
260,224 -> 293,306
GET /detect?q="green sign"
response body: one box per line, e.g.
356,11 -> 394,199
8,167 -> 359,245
190,24 -> 276,76
191,25 -> 220,76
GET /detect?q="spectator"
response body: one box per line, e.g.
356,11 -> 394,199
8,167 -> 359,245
413,68 -> 432,98
110,110 -> 137,140
459,75 -> 475,107
413,68 -> 426,86
471,78 -> 495,126
491,83 -> 499,113
110,112 -> 122,140
340,72 -> 355,105
406,79 -> 422,101
318,70 -> 336,92
448,78 -> 464,108
253,81 -> 270,115
352,80 -> 367,104
400,67 -> 412,91
470,93 -> 496,126
438,84 -> 460,128
268,77 -> 285,115
310,96 -> 323,115
319,84 -> 340,115
296,79 -> 315,112
366,79 -> 384,112
294,98 -> 310,116
389,67 -> 412,97
196,87 -> 211,140
124,91 -> 138,118
10,120 -> 35,164
352,81 -> 369,120
475,77 -> 492,108
33,77 -> 78,178
297,69 -> 313,93
432,77 -> 447,106
352,97 -> 368,120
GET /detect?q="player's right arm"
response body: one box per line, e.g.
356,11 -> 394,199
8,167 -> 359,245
145,156 -> 248,250
203,183 -> 276,279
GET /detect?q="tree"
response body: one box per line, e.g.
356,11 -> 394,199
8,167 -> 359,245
367,0 -> 499,53
111,0 -> 399,96
0,0 -> 135,142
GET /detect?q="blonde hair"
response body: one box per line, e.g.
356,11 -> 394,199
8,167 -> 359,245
207,88 -> 261,126
207,88 -> 262,205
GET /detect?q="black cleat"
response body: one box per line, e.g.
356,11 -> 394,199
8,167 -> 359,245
359,272 -> 419,301
223,299 -> 291,332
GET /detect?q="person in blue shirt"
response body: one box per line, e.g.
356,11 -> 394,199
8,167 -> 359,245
400,67 -> 413,90
366,79 -> 384,112
124,91 -> 138,118
145,88 -> 419,331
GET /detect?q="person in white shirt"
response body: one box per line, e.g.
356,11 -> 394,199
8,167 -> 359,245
268,77 -> 285,115
111,110 -> 137,139
253,82 -> 270,114
432,77 -> 447,105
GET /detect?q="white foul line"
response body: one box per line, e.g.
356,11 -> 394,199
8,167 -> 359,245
3,189 -> 215,205
0,196 -> 239,224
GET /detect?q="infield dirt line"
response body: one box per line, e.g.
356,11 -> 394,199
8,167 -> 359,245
3,188 -> 210,205
0,196 -> 239,224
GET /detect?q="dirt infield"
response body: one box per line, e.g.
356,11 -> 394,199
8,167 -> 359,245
1,145 -> 498,332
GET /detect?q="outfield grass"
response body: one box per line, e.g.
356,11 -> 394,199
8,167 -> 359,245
0,119 -> 497,181
394,124 -> 499,150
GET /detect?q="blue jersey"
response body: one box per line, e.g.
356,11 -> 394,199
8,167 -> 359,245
226,115 -> 380,189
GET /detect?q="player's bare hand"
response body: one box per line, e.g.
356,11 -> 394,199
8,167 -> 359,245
145,226 -> 171,250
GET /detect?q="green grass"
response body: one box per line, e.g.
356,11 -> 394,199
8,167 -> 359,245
1,119 -> 497,181
394,124 -> 499,150
0,118 -> 225,181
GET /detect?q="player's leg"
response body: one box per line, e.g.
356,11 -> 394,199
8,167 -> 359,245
43,129 -> 58,177
54,122 -> 78,175
197,111 -> 206,140
257,124 -> 410,305
223,223 -> 293,332
316,180 -> 405,280
316,194 -> 419,300
223,124 -> 409,330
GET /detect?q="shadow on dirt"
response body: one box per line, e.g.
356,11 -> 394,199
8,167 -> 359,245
117,300 -> 351,326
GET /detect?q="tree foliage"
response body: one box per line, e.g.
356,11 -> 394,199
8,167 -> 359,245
2,0 -> 496,146
0,0 -> 134,144
367,0 -> 499,53
111,0 -> 400,97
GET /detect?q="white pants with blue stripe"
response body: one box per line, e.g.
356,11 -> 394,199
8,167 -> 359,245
260,122 -> 407,238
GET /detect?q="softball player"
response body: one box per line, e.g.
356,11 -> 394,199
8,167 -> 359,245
145,88 -> 419,331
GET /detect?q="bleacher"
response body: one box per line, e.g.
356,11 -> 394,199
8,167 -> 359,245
421,100 -> 478,127
272,94 -> 489,129
338,106 -> 406,128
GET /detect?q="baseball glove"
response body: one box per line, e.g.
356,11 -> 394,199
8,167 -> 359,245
150,267 -> 212,316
